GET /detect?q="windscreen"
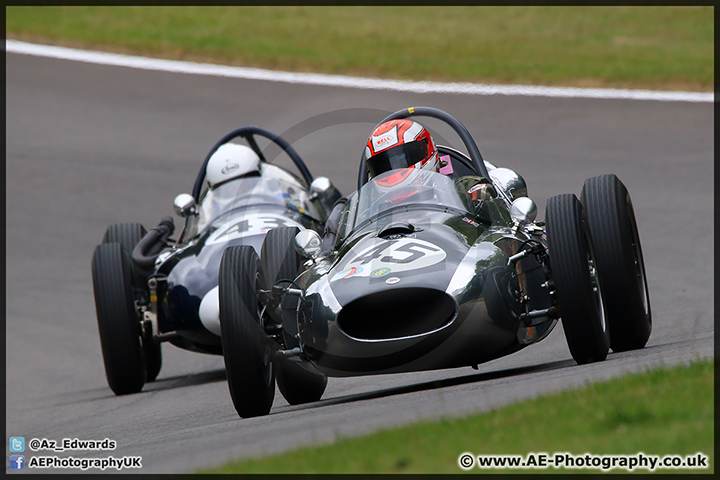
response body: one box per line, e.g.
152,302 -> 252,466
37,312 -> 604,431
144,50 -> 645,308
353,169 -> 473,227
194,167 -> 320,235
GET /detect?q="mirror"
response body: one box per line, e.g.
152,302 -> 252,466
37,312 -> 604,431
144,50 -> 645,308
510,197 -> 537,224
309,176 -> 343,219
294,229 -> 322,259
489,168 -> 528,200
173,193 -> 198,218
310,176 -> 333,197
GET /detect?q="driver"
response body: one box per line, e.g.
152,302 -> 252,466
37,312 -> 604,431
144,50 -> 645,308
365,119 -> 496,206
205,143 -> 262,189
319,120 -> 496,254
200,143 -> 263,218
365,119 -> 439,187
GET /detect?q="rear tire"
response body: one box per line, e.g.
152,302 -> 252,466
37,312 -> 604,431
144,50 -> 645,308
545,194 -> 609,364
102,223 -> 147,253
92,243 -> 146,395
102,222 -> 162,381
275,357 -> 328,405
261,227 -> 328,405
219,246 -> 275,418
581,174 -> 651,352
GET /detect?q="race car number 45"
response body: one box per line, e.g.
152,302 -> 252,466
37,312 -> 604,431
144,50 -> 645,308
332,238 -> 446,280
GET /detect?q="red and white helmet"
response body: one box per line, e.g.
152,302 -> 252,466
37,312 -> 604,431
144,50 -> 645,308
365,119 -> 439,187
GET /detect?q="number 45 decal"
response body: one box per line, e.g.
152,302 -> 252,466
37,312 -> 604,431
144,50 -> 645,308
349,238 -> 446,272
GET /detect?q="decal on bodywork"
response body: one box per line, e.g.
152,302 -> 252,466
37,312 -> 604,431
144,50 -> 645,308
330,265 -> 364,282
206,213 -> 304,245
334,238 -> 446,279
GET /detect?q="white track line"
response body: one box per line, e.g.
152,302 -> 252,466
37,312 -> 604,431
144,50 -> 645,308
6,40 -> 713,103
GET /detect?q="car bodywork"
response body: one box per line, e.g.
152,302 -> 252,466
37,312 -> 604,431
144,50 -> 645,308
213,108 -> 650,418
92,126 -> 341,395
144,128 -> 341,354
295,165 -> 554,376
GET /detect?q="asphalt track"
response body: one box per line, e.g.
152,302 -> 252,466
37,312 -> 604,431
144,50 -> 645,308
5,52 -> 714,474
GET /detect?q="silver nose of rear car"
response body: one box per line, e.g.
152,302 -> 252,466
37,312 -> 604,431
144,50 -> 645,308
335,287 -> 457,342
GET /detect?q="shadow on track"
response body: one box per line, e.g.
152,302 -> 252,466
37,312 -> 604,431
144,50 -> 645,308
282,358 -> 575,414
143,368 -> 227,392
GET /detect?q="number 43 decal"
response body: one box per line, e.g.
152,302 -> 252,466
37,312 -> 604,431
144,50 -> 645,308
206,214 -> 303,245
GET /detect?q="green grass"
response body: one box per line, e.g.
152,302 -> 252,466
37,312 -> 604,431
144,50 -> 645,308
200,361 -> 713,474
6,6 -> 714,91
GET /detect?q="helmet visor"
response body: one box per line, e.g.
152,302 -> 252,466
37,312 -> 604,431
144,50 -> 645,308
366,140 -> 429,178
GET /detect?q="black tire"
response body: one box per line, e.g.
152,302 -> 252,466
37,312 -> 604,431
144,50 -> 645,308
275,357 -> 328,405
260,227 -> 303,348
545,194 -> 609,364
581,174 -> 651,352
260,226 -> 303,339
218,245 -> 275,418
143,340 -> 162,383
92,243 -> 146,395
102,223 -> 147,252
260,226 -> 302,296
102,222 -> 162,381
261,227 -> 329,404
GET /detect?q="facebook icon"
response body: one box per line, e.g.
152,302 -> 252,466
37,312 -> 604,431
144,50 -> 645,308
9,455 -> 25,470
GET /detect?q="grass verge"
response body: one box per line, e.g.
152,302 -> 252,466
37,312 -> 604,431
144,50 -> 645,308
200,360 -> 713,474
6,6 -> 714,91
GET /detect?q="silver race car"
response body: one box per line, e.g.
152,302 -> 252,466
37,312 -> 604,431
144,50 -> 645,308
217,107 -> 651,418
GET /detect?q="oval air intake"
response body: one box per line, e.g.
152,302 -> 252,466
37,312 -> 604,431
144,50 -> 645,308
336,288 -> 456,341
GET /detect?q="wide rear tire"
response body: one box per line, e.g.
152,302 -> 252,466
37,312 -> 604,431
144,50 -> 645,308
261,227 -> 328,405
219,245 -> 275,418
92,243 -> 146,395
581,174 -> 651,352
275,357 -> 328,406
545,194 -> 609,364
102,222 -> 162,381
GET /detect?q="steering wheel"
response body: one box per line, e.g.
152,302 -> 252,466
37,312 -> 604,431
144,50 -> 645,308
192,126 -> 314,201
358,107 -> 489,190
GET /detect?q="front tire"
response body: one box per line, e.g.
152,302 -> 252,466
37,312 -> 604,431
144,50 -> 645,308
545,194 -> 609,364
219,246 -> 275,418
260,226 -> 303,344
102,222 -> 162,381
92,243 -> 146,395
581,174 -> 651,352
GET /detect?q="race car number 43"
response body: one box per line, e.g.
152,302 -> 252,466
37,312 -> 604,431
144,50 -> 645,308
206,213 -> 303,245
